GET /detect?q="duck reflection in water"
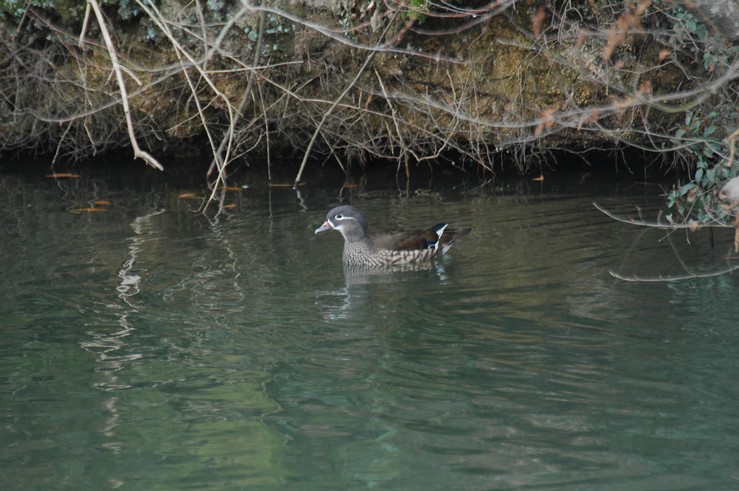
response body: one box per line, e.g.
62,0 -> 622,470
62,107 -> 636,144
314,205 -> 469,320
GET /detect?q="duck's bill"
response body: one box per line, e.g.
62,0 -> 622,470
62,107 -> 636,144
315,221 -> 333,234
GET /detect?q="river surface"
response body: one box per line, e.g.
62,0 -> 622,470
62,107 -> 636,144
1,162 -> 738,490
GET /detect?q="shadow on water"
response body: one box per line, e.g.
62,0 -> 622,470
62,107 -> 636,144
1,159 -> 738,489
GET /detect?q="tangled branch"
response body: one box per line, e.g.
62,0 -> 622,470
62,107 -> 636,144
0,0 -> 736,204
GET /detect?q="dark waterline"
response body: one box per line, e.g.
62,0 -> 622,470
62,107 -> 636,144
1,160 -> 737,490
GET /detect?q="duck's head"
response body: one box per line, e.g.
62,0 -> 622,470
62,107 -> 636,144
315,205 -> 368,242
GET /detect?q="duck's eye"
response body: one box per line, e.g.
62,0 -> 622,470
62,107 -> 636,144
335,214 -> 343,220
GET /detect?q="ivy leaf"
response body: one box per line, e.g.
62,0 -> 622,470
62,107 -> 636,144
679,182 -> 695,196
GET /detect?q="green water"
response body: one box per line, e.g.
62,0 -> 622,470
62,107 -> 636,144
1,165 -> 738,489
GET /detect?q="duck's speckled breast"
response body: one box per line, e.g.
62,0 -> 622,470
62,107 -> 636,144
343,241 -> 439,266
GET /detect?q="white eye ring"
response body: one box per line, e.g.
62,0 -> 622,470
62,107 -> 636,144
335,214 -> 343,220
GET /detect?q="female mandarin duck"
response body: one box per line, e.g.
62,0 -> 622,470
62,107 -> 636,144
315,205 -> 470,267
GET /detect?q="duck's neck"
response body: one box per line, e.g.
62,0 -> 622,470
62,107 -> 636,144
338,226 -> 366,244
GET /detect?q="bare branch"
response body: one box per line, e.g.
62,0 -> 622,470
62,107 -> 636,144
87,0 -> 163,171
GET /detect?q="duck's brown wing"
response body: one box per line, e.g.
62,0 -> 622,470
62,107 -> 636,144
394,228 -> 445,250
371,222 -> 467,252
369,229 -> 440,252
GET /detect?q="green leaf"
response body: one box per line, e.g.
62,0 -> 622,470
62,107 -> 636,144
695,168 -> 704,182
679,182 -> 695,196
703,125 -> 717,137
695,24 -> 707,40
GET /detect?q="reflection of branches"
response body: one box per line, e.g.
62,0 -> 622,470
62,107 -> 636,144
592,201 -> 732,230
610,263 -> 739,282
609,223 -> 739,282
595,202 -> 739,281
